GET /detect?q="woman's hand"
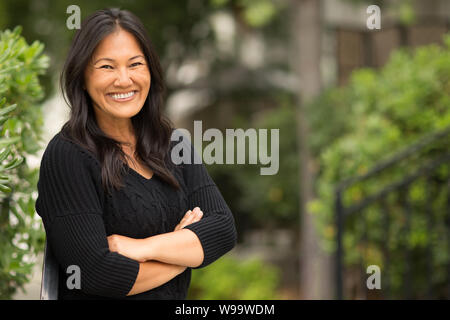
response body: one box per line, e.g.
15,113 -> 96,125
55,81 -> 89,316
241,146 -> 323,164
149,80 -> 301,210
108,207 -> 203,263
107,234 -> 148,262
174,207 -> 203,231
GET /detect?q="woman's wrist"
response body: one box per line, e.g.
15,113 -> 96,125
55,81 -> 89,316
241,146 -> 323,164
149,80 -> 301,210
142,229 -> 203,267
142,235 -> 158,261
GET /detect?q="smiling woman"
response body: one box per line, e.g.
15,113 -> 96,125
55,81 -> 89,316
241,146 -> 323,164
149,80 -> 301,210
83,28 -> 153,179
35,8 -> 237,300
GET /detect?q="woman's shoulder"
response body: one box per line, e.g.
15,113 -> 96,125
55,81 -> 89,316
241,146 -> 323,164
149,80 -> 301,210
40,131 -> 100,171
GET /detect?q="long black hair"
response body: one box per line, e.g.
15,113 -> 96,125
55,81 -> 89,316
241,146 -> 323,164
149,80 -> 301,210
60,8 -> 180,192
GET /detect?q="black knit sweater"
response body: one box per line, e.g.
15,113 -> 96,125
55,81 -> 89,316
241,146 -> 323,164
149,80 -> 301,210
35,131 -> 237,300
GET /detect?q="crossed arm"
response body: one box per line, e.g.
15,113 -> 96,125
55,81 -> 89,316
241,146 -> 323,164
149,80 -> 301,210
106,207 -> 205,296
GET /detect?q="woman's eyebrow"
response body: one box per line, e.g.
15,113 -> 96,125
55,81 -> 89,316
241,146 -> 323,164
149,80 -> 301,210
93,55 -> 144,64
129,55 -> 144,61
93,57 -> 114,64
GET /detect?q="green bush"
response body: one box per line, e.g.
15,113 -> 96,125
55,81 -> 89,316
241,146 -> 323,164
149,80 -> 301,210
187,256 -> 281,299
310,34 -> 450,297
207,96 -> 300,231
0,26 -> 48,299
234,100 -> 300,229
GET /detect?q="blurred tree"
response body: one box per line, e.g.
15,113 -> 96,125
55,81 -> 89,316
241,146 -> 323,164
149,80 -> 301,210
310,34 -> 450,298
188,256 -> 281,299
206,95 -> 300,232
0,26 -> 48,299
287,0 -> 335,299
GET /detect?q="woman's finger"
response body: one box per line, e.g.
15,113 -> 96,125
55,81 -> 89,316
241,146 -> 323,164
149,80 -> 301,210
180,210 -> 194,224
174,207 -> 203,231
184,208 -> 203,226
183,212 -> 197,227
174,210 -> 193,231
192,208 -> 203,222
181,210 -> 192,222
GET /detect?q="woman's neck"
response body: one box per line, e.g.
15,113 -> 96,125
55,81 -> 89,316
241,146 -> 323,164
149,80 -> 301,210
96,116 -> 136,145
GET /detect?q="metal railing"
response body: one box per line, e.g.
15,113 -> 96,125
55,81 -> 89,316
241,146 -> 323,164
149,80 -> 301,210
335,126 -> 450,299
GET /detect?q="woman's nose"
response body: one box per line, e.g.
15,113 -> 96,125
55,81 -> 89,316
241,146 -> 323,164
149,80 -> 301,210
114,67 -> 133,87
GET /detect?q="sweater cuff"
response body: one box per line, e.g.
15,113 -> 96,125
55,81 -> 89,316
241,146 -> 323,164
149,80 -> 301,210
183,212 -> 237,269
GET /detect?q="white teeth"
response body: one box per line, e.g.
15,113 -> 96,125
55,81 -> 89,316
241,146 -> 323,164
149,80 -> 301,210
110,91 -> 135,99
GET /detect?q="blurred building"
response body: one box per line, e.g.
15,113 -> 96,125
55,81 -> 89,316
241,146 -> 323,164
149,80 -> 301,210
326,0 -> 450,85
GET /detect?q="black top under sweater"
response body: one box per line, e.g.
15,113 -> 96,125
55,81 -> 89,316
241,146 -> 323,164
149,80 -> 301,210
35,131 -> 237,300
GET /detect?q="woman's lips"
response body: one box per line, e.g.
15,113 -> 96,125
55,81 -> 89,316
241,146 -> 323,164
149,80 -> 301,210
107,90 -> 137,102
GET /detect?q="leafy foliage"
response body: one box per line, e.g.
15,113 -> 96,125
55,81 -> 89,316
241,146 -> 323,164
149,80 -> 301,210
0,26 -> 48,299
188,256 -> 281,299
233,100 -> 299,229
207,95 -> 300,232
309,34 -> 450,298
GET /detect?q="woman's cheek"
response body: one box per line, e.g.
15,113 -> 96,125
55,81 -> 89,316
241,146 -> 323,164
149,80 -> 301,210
137,71 -> 151,85
134,67 -> 150,80
90,70 -> 115,90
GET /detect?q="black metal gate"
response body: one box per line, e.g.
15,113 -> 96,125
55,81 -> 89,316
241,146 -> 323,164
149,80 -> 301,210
335,127 -> 450,299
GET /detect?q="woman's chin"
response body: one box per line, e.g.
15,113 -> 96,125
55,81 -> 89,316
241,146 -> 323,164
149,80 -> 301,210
108,103 -> 145,119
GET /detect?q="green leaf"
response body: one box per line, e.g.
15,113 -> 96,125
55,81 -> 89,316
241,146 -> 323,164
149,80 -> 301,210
3,157 -> 23,170
0,103 -> 17,116
0,147 -> 11,162
0,183 -> 11,192
0,137 -> 20,148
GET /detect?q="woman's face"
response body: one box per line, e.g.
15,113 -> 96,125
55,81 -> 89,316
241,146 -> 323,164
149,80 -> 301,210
84,28 -> 151,125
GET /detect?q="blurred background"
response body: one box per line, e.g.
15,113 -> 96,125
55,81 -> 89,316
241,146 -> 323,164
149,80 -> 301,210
0,0 -> 449,300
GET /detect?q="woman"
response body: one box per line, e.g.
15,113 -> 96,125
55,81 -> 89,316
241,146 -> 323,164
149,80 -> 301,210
36,8 -> 237,300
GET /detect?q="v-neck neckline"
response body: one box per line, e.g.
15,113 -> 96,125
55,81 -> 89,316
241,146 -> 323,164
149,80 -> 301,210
127,165 -> 155,182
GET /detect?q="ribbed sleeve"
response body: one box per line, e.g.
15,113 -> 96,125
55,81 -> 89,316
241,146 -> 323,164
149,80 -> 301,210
35,135 -> 140,298
176,133 -> 237,268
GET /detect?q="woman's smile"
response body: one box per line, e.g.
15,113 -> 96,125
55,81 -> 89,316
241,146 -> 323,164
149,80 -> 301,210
107,90 -> 138,102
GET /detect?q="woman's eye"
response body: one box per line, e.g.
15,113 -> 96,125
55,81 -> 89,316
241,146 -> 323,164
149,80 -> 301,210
99,65 -> 113,69
130,62 -> 143,67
